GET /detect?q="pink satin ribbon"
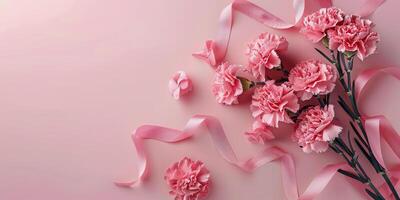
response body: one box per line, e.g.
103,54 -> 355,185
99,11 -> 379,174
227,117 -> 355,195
192,0 -> 385,68
355,67 -> 400,170
355,67 -> 400,193
356,0 -> 385,17
115,0 -> 391,199
192,0 -> 306,67
115,114 -> 360,200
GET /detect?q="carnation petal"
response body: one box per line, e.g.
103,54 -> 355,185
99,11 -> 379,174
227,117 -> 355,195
302,144 -> 313,153
303,30 -> 326,43
169,71 -> 193,100
293,104 -> 339,153
246,32 -> 287,81
289,60 -> 337,100
300,91 -> 313,101
164,157 -> 210,200
322,124 -> 343,141
265,50 -> 281,69
301,7 -> 344,43
245,121 -> 275,144
310,141 -> 329,153
251,81 -> 299,128
212,62 -> 243,105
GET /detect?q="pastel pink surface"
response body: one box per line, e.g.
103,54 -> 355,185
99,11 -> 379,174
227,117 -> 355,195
1,0 -> 400,200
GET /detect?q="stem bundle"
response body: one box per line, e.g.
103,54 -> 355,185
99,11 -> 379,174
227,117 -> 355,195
316,48 -> 400,200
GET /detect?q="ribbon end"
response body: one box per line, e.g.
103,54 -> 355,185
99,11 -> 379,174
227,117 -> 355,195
192,40 -> 217,67
114,180 -> 139,188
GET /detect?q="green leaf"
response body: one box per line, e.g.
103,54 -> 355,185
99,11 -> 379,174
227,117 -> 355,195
329,144 -> 340,153
325,93 -> 330,105
338,169 -> 366,183
239,77 -> 252,91
365,188 -> 382,200
315,48 -> 334,63
338,97 -> 356,119
354,138 -> 373,164
349,121 -> 368,148
335,137 -> 352,156
347,131 -> 355,154
351,80 -> 360,115
322,37 -> 330,49
344,51 -> 356,59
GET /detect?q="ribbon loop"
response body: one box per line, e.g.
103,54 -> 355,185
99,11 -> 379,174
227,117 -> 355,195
193,0 -> 385,68
116,115 -> 366,200
355,67 -> 400,168
354,67 -> 400,199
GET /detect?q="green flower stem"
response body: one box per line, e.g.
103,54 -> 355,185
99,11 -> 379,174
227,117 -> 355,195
330,138 -> 384,200
315,92 -> 383,199
317,49 -> 400,200
342,57 -> 400,200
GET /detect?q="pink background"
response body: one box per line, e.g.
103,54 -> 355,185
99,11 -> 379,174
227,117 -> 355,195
1,0 -> 400,199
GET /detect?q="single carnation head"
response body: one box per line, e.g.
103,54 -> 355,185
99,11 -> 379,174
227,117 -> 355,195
293,105 -> 343,153
169,71 -> 193,99
289,60 -> 337,101
327,15 -> 379,60
164,157 -> 211,200
246,32 -> 288,81
245,121 -> 275,144
300,7 -> 345,43
250,81 -> 300,128
212,62 -> 243,105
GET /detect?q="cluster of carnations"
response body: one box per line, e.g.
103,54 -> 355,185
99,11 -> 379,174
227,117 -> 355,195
211,11 -> 349,153
166,7 -> 399,200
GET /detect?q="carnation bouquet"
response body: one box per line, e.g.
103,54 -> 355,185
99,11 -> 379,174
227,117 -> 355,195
202,7 -> 398,200
117,2 -> 400,200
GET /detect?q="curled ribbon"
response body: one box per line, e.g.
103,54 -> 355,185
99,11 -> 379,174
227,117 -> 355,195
355,67 -> 400,169
115,114 -> 359,200
192,0 -> 306,67
192,0 -> 385,68
115,0 -> 389,199
355,67 -> 400,198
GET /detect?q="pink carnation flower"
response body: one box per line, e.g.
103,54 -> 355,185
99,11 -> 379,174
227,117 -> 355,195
246,32 -> 288,81
169,71 -> 193,99
245,121 -> 275,144
289,60 -> 338,101
300,7 -> 344,43
212,62 -> 243,105
293,105 -> 343,153
327,15 -> 379,60
164,157 -> 210,200
251,81 -> 299,128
